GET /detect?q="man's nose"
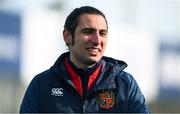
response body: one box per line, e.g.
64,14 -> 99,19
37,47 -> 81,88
92,32 -> 101,44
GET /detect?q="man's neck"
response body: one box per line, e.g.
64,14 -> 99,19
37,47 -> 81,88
69,56 -> 97,69
67,55 -> 101,75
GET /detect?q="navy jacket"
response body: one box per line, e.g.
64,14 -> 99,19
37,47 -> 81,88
20,52 -> 150,113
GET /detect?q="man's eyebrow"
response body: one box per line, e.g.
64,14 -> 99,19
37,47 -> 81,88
100,29 -> 108,32
81,27 -> 107,32
81,28 -> 95,32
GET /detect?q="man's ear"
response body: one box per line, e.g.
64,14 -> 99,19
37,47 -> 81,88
63,29 -> 72,46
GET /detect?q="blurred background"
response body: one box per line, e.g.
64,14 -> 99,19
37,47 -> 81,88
0,0 -> 180,112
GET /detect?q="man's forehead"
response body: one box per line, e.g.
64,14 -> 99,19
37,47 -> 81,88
77,14 -> 108,29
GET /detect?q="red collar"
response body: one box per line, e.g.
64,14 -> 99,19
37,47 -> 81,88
64,58 -> 102,97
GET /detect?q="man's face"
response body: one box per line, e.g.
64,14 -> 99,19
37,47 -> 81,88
68,14 -> 108,68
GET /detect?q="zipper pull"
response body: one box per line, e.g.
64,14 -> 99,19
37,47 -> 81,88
83,104 -> 85,113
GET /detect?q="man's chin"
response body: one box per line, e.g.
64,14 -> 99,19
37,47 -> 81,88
86,57 -> 101,65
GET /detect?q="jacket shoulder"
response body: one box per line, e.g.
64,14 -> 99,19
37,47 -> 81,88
34,68 -> 56,81
102,56 -> 127,67
115,71 -> 135,86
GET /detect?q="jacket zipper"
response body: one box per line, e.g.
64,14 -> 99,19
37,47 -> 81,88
82,94 -> 87,113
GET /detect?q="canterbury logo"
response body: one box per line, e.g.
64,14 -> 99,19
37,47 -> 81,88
51,88 -> 63,96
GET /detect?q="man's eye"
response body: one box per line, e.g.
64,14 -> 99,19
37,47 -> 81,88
82,30 -> 94,34
99,31 -> 107,37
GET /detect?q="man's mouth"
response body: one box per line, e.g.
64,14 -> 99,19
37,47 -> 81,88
87,47 -> 101,54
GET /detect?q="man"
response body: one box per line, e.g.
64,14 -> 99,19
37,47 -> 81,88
20,6 -> 150,113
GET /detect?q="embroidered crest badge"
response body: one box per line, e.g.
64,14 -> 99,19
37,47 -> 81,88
98,90 -> 115,109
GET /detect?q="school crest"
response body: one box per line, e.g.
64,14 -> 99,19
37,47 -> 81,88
98,90 -> 115,109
